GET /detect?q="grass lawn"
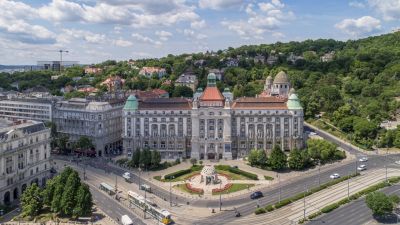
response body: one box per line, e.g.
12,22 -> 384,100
212,183 -> 255,195
216,170 -> 247,180
154,170 -> 201,182
264,175 -> 274,181
174,184 -> 202,195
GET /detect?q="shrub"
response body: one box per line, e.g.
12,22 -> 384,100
216,165 -> 258,180
321,203 -> 339,213
265,204 -> 274,212
264,176 -> 274,181
255,208 -> 266,215
308,211 -> 322,220
338,198 -> 350,205
298,218 -> 307,224
153,176 -> 162,181
274,198 -> 292,209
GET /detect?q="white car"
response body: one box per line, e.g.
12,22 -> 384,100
395,160 -> 400,165
330,173 -> 340,179
359,157 -> 368,162
357,164 -> 367,171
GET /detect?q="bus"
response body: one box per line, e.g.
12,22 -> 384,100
127,191 -> 172,225
99,182 -> 115,195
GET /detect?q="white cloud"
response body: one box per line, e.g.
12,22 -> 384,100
221,0 -> 293,39
183,29 -> 207,40
155,31 -> 173,41
132,33 -> 162,45
199,0 -> 244,10
60,29 -> 107,44
191,20 -> 206,29
349,1 -> 366,8
37,0 -> 200,28
335,16 -> 381,36
112,38 -> 133,47
38,0 -> 84,21
368,0 -> 400,21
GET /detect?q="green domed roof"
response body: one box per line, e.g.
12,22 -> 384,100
287,94 -> 302,110
207,73 -> 216,87
196,87 -> 203,92
223,87 -> 230,92
124,95 -> 138,111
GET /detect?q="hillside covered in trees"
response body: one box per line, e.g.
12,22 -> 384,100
1,32 -> 400,149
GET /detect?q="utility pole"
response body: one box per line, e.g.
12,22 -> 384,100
170,176 -> 174,207
58,49 -> 69,72
318,161 -> 321,187
115,173 -> 118,200
138,165 -> 141,188
278,173 -> 281,203
219,182 -> 222,211
347,177 -> 350,200
303,184 -> 306,220
386,146 -> 388,183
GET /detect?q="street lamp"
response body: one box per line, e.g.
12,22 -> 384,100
219,182 -> 222,211
318,160 -> 321,187
170,176 -> 174,207
278,173 -> 281,203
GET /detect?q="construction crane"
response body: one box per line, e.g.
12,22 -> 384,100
59,49 -> 69,72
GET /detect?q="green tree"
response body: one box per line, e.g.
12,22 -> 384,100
366,192 -> 395,216
131,149 -> 141,168
42,179 -> 56,206
288,148 -> 308,170
21,183 -> 43,218
172,85 -> 193,97
269,145 -> 287,171
190,158 -> 197,166
140,148 -> 151,169
256,149 -> 268,167
75,136 -> 94,151
57,134 -> 69,154
247,149 -> 259,167
150,150 -> 161,169
73,184 -> 93,218
61,171 -> 81,216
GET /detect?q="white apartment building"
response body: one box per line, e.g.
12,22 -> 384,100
0,119 -> 51,205
123,71 -> 304,160
0,98 -> 54,122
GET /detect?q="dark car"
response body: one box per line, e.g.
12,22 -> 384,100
250,191 -> 263,199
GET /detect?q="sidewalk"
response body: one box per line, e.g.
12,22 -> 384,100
227,168 -> 400,225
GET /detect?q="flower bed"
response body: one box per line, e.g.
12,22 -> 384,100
218,173 -> 231,180
185,183 -> 204,194
212,183 -> 233,193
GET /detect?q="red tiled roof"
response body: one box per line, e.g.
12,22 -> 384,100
232,97 -> 287,109
200,87 -> 224,101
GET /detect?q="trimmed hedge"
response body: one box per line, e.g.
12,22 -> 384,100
164,165 -> 204,180
321,203 -> 339,213
265,204 -> 274,212
308,211 -> 322,220
274,198 -> 292,209
264,176 -> 274,181
215,165 -> 259,180
254,208 -> 266,215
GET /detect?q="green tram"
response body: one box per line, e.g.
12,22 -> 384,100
127,191 -> 172,224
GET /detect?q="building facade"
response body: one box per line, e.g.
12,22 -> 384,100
123,71 -> 304,160
175,73 -> 198,92
53,98 -> 124,156
0,98 -> 54,122
0,119 -> 51,205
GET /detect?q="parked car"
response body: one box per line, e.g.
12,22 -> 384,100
357,164 -> 367,171
359,157 -> 368,162
122,172 -> 132,182
250,191 -> 263,199
395,160 -> 400,165
330,173 -> 340,179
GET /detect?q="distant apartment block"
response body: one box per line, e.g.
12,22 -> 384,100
84,66 -> 103,75
138,67 -> 167,78
0,119 -> 51,205
0,98 -> 54,122
320,51 -> 335,62
37,61 -> 79,71
175,73 -> 198,92
53,98 -> 124,156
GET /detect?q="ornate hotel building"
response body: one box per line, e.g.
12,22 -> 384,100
123,71 -> 304,160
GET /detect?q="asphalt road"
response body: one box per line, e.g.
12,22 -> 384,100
88,181 -> 147,225
307,184 -> 400,225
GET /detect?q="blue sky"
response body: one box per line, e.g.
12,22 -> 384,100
0,0 -> 399,65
